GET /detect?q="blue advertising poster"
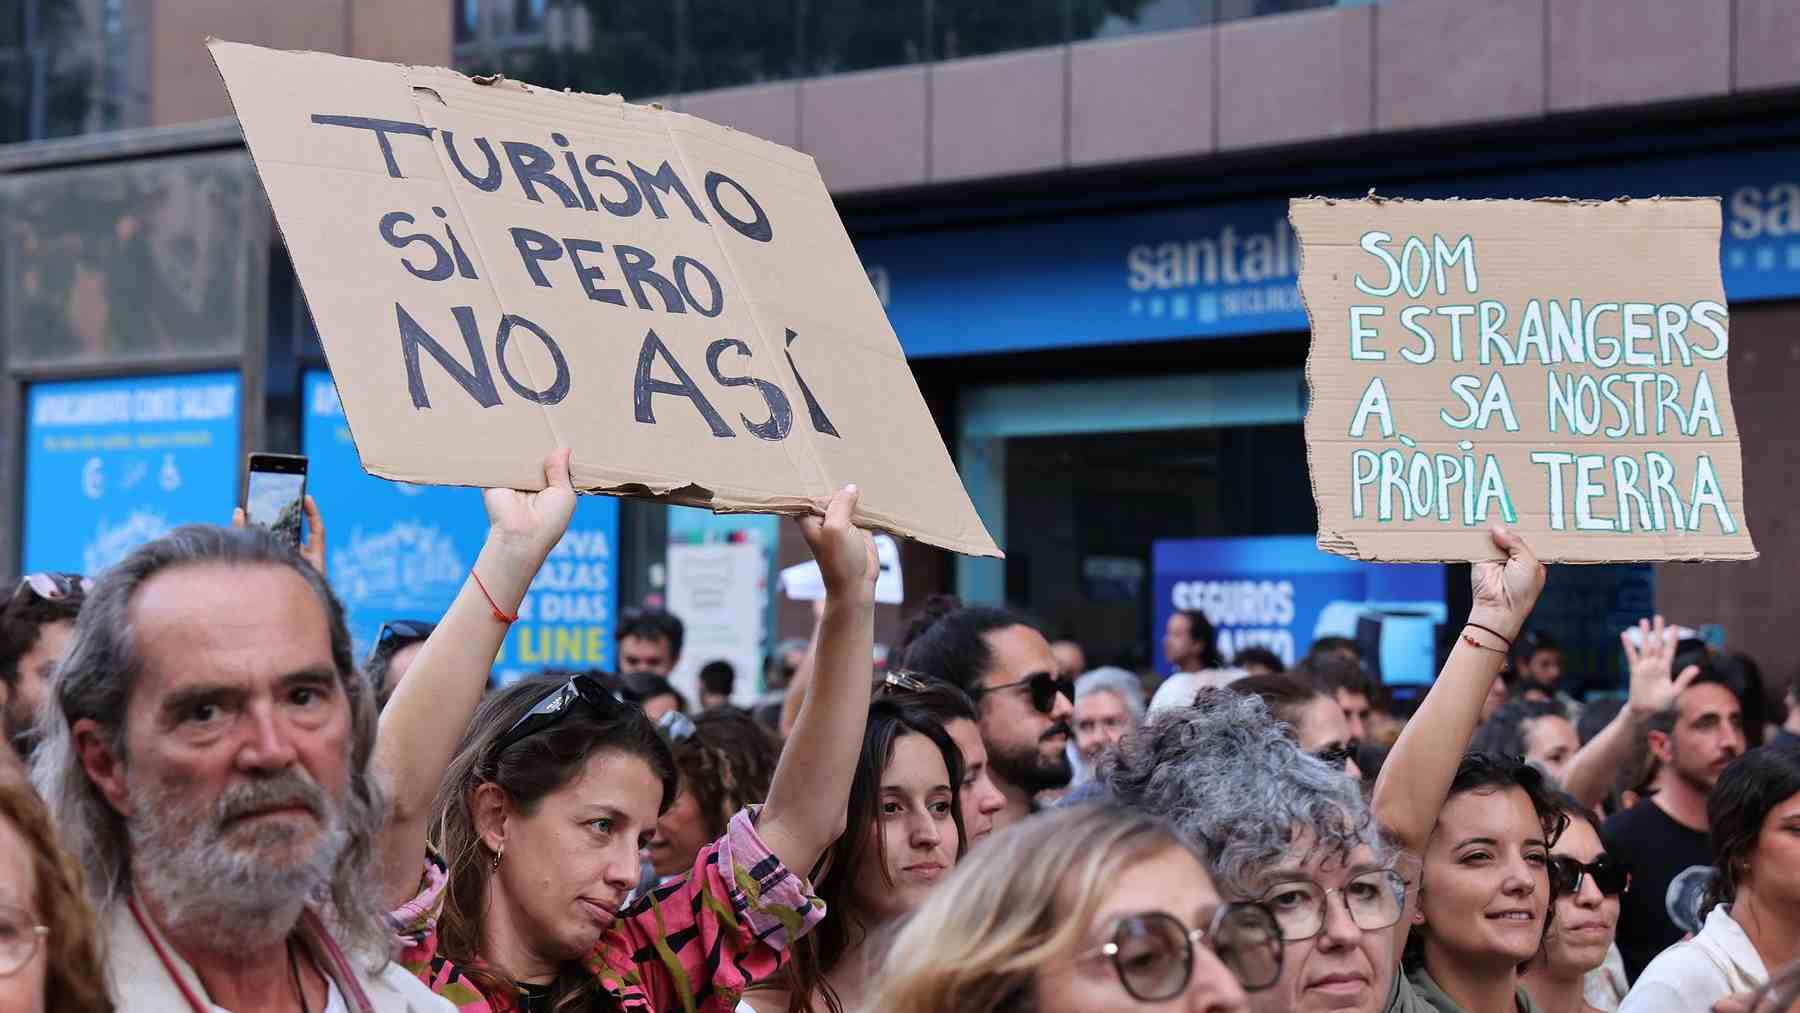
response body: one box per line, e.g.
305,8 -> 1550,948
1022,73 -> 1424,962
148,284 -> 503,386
859,143 -> 1800,357
1152,536 -> 1447,685
24,373 -> 240,575
303,371 -> 618,682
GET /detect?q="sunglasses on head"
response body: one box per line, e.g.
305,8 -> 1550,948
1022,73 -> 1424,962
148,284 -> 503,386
975,670 -> 1073,714
374,619 -> 435,656
1550,855 -> 1628,897
1080,903 -> 1284,1000
877,669 -> 934,696
490,674 -> 632,759
12,572 -> 92,604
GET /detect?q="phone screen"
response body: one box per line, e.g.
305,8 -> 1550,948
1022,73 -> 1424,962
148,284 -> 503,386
246,459 -> 307,546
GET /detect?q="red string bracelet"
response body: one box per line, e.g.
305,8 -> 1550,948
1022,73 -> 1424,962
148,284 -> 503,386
1460,632 -> 1507,655
471,569 -> 518,624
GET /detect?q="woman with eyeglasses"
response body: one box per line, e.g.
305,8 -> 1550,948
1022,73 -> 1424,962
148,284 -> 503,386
1520,793 -> 1629,1013
869,804 -> 1281,1013
1102,690 -> 1405,1013
744,694 -> 969,1013
0,779 -> 111,1013
1225,673 -> 1363,780
1619,745 -> 1800,1013
372,449 -> 880,1012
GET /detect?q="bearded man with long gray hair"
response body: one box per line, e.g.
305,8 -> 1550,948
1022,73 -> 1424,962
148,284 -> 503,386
31,524 -> 451,1012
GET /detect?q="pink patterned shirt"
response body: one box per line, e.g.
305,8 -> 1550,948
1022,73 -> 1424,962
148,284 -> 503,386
392,807 -> 824,1013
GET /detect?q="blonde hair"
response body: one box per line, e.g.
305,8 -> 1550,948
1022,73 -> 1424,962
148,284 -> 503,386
869,805 -> 1202,1013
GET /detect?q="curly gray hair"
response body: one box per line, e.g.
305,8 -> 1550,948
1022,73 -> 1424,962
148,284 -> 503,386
1100,690 -> 1387,897
30,524 -> 390,967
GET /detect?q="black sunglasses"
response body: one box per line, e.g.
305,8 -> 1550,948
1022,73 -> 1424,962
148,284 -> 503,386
1312,741 -> 1360,771
974,670 -> 1073,714
1550,855 -> 1628,897
490,674 -> 631,758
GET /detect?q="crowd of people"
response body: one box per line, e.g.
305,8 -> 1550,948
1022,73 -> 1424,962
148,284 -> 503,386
1,447 -> 1798,1013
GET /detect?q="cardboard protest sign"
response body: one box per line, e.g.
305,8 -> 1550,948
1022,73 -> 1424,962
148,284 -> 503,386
208,40 -> 999,557
1293,197 -> 1756,563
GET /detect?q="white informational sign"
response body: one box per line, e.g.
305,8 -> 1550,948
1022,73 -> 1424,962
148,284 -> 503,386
666,542 -> 768,708
779,533 -> 904,605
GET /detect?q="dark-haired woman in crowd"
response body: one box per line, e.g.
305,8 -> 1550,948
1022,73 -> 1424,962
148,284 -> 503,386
870,805 -> 1282,1013
373,450 -> 880,1013
0,779 -> 112,1013
646,709 -> 782,879
1371,524 -> 1562,1013
1520,793 -> 1627,1013
884,677 -> 1009,847
744,693 -> 968,1013
1620,745 -> 1800,1011
1228,672 -> 1362,779
1472,699 -> 1582,786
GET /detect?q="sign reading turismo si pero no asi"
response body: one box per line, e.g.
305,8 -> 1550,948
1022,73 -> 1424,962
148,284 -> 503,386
1293,197 -> 1755,563
207,40 -> 998,558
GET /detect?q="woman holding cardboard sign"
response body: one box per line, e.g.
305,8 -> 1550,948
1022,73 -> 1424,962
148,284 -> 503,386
372,448 -> 879,1013
1371,524 -> 1562,1013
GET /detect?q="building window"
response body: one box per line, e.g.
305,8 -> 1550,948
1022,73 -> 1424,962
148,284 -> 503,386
515,0 -> 547,33
454,0 -> 481,43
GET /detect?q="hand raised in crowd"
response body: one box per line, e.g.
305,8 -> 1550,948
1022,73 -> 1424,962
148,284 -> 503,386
796,484 -> 878,604
1621,614 -> 1701,719
232,493 -> 328,575
1468,522 -> 1547,641
481,445 -> 578,571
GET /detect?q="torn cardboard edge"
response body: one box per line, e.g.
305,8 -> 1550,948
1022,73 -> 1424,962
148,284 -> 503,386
207,38 -> 1003,559
1290,195 -> 1757,564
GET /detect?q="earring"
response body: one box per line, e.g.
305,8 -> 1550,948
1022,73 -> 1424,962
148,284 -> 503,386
490,844 -> 503,873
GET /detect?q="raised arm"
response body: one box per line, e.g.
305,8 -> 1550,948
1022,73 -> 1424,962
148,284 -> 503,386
1373,525 -> 1545,855
374,448 -> 576,908
758,486 -> 877,877
778,600 -> 825,739
1561,616 -> 1698,810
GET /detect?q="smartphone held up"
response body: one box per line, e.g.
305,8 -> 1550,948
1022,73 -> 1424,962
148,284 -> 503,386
244,453 -> 308,548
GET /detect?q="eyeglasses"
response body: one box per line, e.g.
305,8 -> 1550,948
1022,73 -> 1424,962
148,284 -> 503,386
490,674 -> 631,758
10,572 -> 91,604
0,904 -> 49,978
1550,855 -> 1629,897
1258,870 -> 1406,942
973,671 -> 1073,715
1081,903 -> 1283,1000
1311,741 -> 1360,772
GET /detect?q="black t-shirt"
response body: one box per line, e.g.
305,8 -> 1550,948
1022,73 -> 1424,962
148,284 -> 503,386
1600,799 -> 1712,982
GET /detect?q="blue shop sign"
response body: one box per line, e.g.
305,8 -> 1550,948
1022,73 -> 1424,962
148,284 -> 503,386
24,373 -> 240,575
859,144 -> 1800,357
1152,536 -> 1446,686
303,371 -> 618,680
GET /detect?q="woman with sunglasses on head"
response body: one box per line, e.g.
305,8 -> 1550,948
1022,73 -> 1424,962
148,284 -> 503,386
869,804 -> 1282,1013
1520,793 -> 1629,1013
646,708 -> 782,880
1619,744 -> 1800,1013
743,693 -> 968,1013
373,449 -> 880,1012
879,674 -> 1009,848
1225,672 -> 1363,780
1104,690 -> 1405,1013
1370,524 -> 1567,1013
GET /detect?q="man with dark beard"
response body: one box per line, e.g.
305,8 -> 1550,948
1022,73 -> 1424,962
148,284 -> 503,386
896,596 -> 1073,830
1601,649 -> 1749,982
31,525 -> 452,1012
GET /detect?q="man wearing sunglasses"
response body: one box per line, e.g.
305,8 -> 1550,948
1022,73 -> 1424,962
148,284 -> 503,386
0,573 -> 90,765
897,599 -> 1074,829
